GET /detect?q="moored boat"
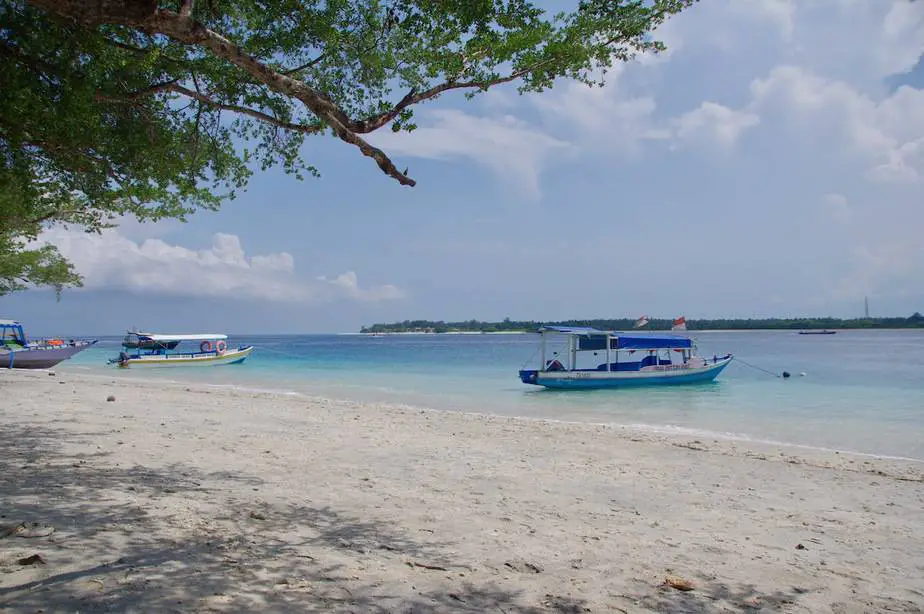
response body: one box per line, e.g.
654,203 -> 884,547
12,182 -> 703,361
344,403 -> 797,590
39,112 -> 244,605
518,326 -> 733,389
110,333 -> 253,367
1,319 -> 97,369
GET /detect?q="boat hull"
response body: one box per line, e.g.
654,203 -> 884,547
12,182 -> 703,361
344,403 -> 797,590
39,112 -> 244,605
519,357 -> 733,389
115,345 -> 253,368
1,342 -> 97,369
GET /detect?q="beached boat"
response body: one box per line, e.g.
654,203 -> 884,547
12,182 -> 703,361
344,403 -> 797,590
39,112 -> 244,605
1,319 -> 97,369
518,326 -> 733,389
110,333 -> 253,368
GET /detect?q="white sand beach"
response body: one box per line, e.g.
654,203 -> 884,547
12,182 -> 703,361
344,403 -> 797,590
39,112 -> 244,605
2,369 -> 923,613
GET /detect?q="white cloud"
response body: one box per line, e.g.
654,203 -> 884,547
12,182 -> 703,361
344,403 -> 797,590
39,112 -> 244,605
369,109 -> 573,199
749,66 -> 924,182
366,2 -> 922,203
733,0 -> 795,40
317,271 -> 404,302
820,192 -> 851,223
825,242 -> 924,302
875,0 -> 924,79
671,102 -> 760,149
531,77 -> 669,151
39,228 -> 404,303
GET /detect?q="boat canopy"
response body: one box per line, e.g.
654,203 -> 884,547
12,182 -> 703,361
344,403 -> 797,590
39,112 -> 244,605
133,333 -> 228,341
1,320 -> 26,344
537,325 -> 693,350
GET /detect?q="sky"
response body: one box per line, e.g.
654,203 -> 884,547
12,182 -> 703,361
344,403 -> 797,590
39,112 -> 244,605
4,0 -> 924,335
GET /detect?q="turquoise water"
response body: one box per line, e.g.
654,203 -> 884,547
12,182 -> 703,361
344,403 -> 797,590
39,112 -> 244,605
62,330 -> 924,460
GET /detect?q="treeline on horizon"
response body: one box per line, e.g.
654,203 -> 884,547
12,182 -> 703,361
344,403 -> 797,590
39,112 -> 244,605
360,313 -> 924,333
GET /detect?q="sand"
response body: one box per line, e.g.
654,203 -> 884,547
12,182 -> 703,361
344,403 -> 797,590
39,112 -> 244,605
1,369 -> 923,613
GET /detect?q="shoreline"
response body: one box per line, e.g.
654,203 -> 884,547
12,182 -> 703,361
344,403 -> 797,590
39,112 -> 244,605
51,366 -> 924,465
3,369 -> 923,612
54,365 -> 924,465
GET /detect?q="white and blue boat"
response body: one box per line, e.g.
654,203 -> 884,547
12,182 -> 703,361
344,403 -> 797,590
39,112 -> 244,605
110,332 -> 253,368
518,326 -> 733,389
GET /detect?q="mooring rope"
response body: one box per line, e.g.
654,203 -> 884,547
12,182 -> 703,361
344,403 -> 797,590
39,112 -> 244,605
735,357 -> 790,378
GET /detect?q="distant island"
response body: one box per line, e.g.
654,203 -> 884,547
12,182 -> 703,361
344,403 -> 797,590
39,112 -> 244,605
360,314 -> 924,334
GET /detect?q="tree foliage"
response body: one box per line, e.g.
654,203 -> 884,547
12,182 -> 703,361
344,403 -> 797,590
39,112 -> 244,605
1,0 -> 695,294
361,315 -> 924,334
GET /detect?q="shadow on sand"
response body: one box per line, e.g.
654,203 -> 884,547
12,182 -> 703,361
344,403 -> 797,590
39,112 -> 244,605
0,419 -> 828,613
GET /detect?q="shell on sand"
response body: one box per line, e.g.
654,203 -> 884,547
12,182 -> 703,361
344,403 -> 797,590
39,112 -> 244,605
665,575 -> 695,591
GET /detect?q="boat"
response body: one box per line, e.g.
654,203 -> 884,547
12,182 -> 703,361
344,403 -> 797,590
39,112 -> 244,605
121,329 -> 180,350
518,326 -> 733,389
1,319 -> 97,369
109,332 -> 253,367
798,330 -> 836,335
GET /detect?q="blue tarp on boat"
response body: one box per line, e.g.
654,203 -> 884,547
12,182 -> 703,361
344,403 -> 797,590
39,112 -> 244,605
539,326 -> 693,350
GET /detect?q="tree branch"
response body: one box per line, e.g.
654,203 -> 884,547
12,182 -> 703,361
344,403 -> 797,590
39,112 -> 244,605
281,54 -> 326,75
27,0 -> 417,186
96,81 -> 325,135
351,60 -> 553,134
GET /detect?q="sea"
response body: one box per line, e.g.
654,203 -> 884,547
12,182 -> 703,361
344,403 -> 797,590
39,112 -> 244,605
60,330 -> 924,461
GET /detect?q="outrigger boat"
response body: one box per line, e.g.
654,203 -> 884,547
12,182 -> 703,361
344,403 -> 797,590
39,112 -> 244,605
518,326 -> 733,389
110,332 -> 253,368
1,319 -> 97,369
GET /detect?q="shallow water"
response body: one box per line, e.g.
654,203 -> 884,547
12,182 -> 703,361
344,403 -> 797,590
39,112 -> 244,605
63,330 -> 924,460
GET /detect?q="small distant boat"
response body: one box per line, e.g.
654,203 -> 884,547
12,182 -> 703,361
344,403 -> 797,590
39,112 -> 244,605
798,330 -> 836,335
1,319 -> 97,369
518,326 -> 733,389
110,332 -> 253,368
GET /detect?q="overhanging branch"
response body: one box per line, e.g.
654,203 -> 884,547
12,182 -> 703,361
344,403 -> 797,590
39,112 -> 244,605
97,81 -> 325,135
351,61 -> 553,134
23,0 -> 563,187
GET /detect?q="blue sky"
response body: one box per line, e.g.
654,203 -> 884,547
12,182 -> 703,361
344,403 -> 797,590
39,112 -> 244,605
5,0 -> 924,335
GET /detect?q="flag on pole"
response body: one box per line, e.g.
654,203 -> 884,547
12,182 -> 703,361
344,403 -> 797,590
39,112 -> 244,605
672,316 -> 687,331
634,315 -> 649,328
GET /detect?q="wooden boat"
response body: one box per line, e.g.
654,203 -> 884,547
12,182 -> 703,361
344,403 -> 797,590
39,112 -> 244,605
110,333 -> 253,368
1,319 -> 97,369
518,326 -> 733,389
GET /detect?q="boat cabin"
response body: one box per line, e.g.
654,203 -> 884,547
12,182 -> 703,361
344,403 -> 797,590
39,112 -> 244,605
529,326 -> 701,374
118,333 -> 229,356
519,326 -> 733,389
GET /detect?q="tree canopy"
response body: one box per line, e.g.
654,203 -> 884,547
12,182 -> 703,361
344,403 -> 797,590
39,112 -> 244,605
1,0 -> 695,294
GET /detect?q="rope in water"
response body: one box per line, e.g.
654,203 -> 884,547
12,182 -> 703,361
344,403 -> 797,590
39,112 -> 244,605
735,357 -> 787,378
250,345 -> 302,358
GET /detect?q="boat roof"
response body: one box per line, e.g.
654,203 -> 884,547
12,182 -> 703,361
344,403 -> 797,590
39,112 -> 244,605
538,325 -> 693,349
539,326 -> 607,335
133,333 -> 228,341
0,319 -> 22,326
